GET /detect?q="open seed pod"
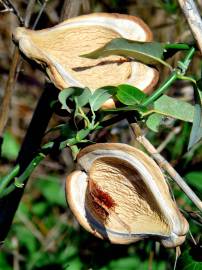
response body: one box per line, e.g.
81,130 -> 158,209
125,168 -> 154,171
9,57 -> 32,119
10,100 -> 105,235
13,13 -> 159,107
66,143 -> 189,247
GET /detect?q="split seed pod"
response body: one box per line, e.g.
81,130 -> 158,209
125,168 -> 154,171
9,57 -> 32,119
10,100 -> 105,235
66,143 -> 189,247
13,13 -> 159,108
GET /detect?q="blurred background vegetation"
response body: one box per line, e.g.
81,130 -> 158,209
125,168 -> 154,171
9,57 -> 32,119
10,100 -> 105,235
0,0 -> 202,269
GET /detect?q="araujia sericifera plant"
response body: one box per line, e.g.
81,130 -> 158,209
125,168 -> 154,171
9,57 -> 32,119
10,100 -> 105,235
11,13 -> 196,248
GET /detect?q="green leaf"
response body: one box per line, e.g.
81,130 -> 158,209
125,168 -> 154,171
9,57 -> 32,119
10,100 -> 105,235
13,225 -> 38,254
102,104 -> 148,115
74,87 -> 92,107
146,113 -> 163,132
100,257 -> 148,270
0,253 -> 12,270
171,123 -> 190,160
46,123 -> 77,139
60,123 -> 77,138
32,202 -> 48,217
188,83 -> 202,150
177,247 -> 202,270
82,38 -> 170,68
89,86 -> 116,111
116,84 -> 146,105
161,0 -> 178,14
154,95 -> 194,122
58,88 -> 76,111
34,176 -> 66,207
60,128 -> 91,149
58,87 -> 90,111
185,171 -> 202,191
2,131 -> 20,160
76,128 -> 91,141
163,43 -> 190,60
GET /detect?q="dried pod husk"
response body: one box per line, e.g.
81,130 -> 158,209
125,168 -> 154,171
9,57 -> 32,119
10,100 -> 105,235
66,143 -> 189,248
13,13 -> 159,108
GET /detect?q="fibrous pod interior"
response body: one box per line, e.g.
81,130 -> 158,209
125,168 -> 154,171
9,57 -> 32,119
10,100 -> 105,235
66,143 -> 189,247
13,13 -> 158,98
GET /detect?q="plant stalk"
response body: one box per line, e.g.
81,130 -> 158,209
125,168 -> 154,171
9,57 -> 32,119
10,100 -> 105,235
130,123 -> 202,212
0,165 -> 20,194
142,47 -> 195,107
164,43 -> 190,50
0,153 -> 45,199
142,72 -> 178,106
0,84 -> 58,243
178,0 -> 202,54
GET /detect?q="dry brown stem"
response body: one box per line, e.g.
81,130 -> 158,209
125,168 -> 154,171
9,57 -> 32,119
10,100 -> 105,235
32,0 -> 49,29
24,0 -> 36,27
60,0 -> 82,21
157,126 -> 181,153
0,0 -> 36,137
81,0 -> 90,14
178,0 -> 202,53
130,123 -> 202,212
0,46 -> 20,136
0,0 -> 24,25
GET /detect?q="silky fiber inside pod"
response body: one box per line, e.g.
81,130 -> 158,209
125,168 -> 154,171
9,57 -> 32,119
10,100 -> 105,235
66,143 -> 189,247
13,13 -> 159,97
86,156 -> 170,236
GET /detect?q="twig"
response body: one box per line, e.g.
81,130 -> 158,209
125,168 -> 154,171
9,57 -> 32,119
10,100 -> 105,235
17,212 -> 45,243
81,0 -> 90,14
0,0 -> 24,25
60,0 -> 82,21
24,0 -> 36,27
12,237 -> 20,270
178,0 -> 202,53
130,123 -> 202,212
0,0 -> 36,139
157,126 -> 181,153
174,247 -> 181,270
0,47 -> 20,137
32,0 -> 49,29
0,6 -> 12,13
188,230 -> 197,245
0,0 -> 48,149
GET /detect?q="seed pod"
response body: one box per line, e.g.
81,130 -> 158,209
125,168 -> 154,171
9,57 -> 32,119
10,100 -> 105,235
13,13 -> 159,108
66,143 -> 189,248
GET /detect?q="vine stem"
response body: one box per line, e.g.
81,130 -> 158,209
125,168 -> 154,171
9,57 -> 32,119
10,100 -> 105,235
0,0 -> 24,25
142,73 -> 178,106
0,154 -> 45,199
142,47 -> 195,107
0,165 -> 20,194
130,123 -> 202,212
164,43 -> 190,50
